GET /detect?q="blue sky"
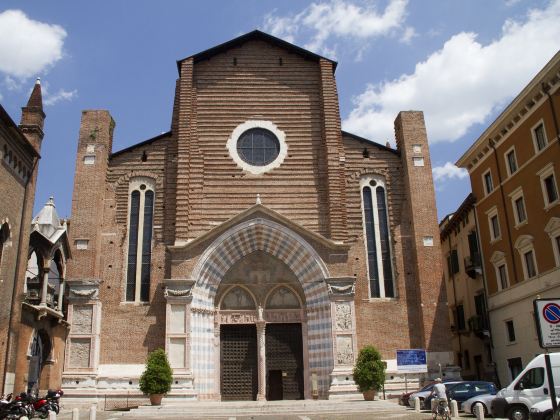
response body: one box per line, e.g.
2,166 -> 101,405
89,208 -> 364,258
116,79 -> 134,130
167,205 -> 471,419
0,0 -> 558,221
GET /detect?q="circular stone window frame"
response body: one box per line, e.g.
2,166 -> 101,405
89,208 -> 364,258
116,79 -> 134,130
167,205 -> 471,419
226,120 -> 287,175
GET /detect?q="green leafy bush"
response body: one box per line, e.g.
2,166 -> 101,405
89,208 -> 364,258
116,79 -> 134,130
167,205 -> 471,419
139,349 -> 173,395
352,345 -> 386,392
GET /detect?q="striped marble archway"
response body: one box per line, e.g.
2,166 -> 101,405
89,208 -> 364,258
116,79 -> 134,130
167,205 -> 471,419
190,218 -> 333,399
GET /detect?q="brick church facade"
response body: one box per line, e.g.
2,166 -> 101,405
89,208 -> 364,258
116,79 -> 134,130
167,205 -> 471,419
62,31 -> 451,402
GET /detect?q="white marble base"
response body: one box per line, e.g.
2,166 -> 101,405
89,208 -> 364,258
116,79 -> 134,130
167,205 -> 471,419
328,369 -> 361,400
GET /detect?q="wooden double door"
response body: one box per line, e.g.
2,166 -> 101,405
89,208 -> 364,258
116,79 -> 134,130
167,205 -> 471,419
220,323 -> 304,401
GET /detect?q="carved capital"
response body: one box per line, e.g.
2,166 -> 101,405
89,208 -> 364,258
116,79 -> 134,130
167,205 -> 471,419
325,277 -> 356,299
163,278 -> 195,301
66,279 -> 100,301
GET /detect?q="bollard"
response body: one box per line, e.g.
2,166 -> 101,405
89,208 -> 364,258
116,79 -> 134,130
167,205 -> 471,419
72,407 -> 80,420
89,405 -> 96,420
475,402 -> 485,420
450,400 -> 459,418
414,396 -> 421,412
49,410 -> 57,420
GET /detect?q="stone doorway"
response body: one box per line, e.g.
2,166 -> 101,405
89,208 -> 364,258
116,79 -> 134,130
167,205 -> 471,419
27,329 -> 51,395
220,325 -> 258,401
266,323 -> 304,400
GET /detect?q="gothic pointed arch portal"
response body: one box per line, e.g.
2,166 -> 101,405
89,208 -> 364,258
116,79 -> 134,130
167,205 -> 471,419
190,218 -> 334,400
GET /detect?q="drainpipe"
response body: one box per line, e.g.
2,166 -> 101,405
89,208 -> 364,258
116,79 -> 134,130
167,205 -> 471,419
541,82 -> 560,147
489,139 -> 519,284
2,155 -> 38,393
473,208 -> 501,389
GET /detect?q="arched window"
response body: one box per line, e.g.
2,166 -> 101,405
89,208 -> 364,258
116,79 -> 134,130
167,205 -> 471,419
361,178 -> 395,298
126,179 -> 155,302
0,222 -> 9,268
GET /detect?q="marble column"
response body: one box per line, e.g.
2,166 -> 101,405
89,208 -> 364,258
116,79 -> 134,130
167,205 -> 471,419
40,268 -> 50,306
256,320 -> 267,401
57,281 -> 65,312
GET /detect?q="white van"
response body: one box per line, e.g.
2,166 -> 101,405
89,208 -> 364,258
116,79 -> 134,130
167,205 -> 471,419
491,353 -> 560,420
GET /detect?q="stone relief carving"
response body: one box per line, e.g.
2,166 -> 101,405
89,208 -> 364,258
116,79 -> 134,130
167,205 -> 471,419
266,287 -> 300,309
218,312 -> 258,324
220,287 -> 256,310
335,303 -> 351,331
264,311 -> 302,323
191,307 -> 216,315
164,288 -> 192,298
327,282 -> 355,296
70,288 -> 98,299
70,338 -> 91,368
336,336 -> 354,365
72,305 -> 93,334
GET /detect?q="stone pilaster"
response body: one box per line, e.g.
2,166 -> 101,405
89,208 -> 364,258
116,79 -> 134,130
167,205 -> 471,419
325,277 -> 361,399
62,279 -> 101,393
163,279 -> 197,400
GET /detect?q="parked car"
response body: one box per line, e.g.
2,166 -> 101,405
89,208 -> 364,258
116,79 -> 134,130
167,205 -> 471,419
400,382 -> 435,406
416,381 -> 462,409
423,381 -> 497,411
462,393 -> 499,416
492,353 -> 560,420
529,398 -> 560,420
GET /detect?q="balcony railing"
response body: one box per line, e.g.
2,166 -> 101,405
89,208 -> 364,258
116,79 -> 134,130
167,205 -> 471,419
468,315 -> 490,339
464,253 -> 482,279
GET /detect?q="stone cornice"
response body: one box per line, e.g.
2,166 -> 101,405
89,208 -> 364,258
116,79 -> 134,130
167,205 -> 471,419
457,51 -> 560,171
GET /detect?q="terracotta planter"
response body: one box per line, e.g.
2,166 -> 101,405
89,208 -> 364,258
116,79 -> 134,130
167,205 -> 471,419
363,389 -> 377,401
149,393 -> 164,405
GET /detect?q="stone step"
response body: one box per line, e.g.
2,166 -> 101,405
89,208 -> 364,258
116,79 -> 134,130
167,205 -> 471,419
123,400 -> 403,417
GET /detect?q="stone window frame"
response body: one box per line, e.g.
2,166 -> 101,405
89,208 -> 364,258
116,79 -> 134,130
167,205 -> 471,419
505,319 -> 516,344
509,186 -> 528,228
514,235 -> 538,280
486,206 -> 501,243
490,251 -> 509,291
123,177 -> 155,303
504,145 -> 518,177
531,119 -> 548,154
482,169 -> 494,196
537,162 -> 559,210
226,120 -> 287,175
359,175 -> 396,300
0,220 -> 11,269
545,217 -> 560,267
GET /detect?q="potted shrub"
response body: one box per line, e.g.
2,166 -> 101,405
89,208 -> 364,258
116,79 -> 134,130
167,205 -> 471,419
352,345 -> 386,401
139,348 -> 173,405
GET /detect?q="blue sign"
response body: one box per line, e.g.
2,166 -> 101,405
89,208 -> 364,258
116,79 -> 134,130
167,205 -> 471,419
396,349 -> 427,373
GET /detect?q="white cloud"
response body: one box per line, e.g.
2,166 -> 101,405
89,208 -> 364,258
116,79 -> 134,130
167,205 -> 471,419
263,0 -> 409,56
400,26 -> 417,44
432,162 -> 468,182
0,10 -> 66,79
43,87 -> 77,106
343,0 -> 560,144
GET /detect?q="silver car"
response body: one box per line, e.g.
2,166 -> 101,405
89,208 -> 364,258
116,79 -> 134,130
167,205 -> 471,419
462,393 -> 497,416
